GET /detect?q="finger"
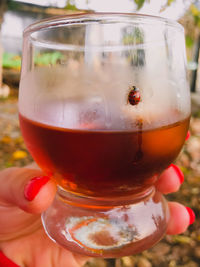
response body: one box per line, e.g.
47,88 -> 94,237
24,161 -> 40,169
166,202 -> 195,235
156,164 -> 184,194
0,167 -> 57,214
1,228 -> 89,267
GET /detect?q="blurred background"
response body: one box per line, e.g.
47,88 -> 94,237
0,1 -> 200,266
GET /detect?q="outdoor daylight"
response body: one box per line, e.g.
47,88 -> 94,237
0,1 -> 200,267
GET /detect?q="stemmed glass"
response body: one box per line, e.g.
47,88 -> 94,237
19,13 -> 190,257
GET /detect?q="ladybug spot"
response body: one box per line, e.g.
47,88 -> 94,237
128,86 -> 141,105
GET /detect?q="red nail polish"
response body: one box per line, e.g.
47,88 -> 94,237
170,164 -> 184,184
24,176 -> 50,201
186,131 -> 190,141
0,251 -> 20,267
186,207 -> 195,225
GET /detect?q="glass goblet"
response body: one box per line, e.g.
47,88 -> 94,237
19,13 -> 190,257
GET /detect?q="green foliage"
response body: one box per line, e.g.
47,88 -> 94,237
64,0 -> 78,11
167,0 -> 175,5
123,27 -> 144,45
134,0 -> 176,10
34,52 -> 62,66
3,53 -> 21,70
192,109 -> 200,118
134,0 -> 145,10
190,4 -> 200,27
185,35 -> 194,48
2,52 -> 63,70
7,0 -> 21,10
180,166 -> 192,176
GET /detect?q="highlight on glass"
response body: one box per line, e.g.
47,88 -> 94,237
19,13 -> 190,257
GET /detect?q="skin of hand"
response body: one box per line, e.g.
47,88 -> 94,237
0,163 -> 194,267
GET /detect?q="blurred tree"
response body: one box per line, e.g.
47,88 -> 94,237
134,0 -> 145,10
134,0 -> 176,10
0,0 -> 7,89
64,0 -> 78,11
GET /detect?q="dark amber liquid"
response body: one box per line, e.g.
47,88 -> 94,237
19,114 -> 189,197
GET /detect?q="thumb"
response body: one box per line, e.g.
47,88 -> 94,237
0,167 -> 57,213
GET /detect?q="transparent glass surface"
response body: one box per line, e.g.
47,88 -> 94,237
19,13 -> 190,257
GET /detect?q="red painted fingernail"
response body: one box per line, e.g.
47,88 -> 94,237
0,251 -> 20,267
186,131 -> 190,141
24,176 -> 50,201
186,207 -> 195,225
169,164 -> 184,184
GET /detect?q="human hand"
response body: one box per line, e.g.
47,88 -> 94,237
0,163 -> 195,267
0,164 -> 88,267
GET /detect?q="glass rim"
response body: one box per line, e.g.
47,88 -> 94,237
23,12 -> 184,52
24,12 -> 184,36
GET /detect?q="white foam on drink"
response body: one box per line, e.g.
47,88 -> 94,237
19,61 -> 191,131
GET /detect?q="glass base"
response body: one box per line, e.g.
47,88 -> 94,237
41,187 -> 169,257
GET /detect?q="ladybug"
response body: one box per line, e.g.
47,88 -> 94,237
128,86 -> 141,105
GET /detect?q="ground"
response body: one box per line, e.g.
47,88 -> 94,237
0,88 -> 199,267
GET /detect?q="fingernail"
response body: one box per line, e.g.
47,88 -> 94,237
186,131 -> 190,141
24,176 -> 50,201
185,207 -> 195,225
169,164 -> 184,184
0,251 -> 20,267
